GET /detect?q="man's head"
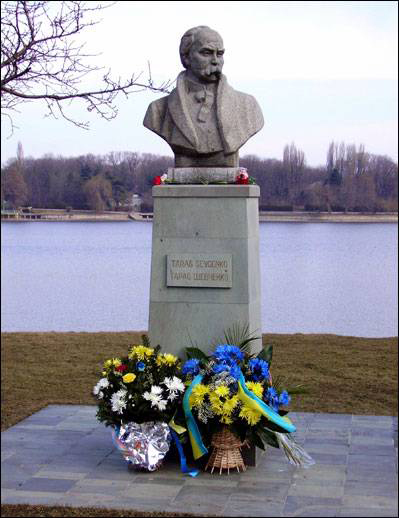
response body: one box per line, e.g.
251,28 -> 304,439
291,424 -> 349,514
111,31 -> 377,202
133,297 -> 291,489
179,26 -> 224,83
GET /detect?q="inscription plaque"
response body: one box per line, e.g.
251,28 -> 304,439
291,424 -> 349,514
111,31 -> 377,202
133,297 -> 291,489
167,254 -> 232,288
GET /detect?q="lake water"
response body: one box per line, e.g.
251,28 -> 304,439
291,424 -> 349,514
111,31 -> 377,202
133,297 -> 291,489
1,221 -> 397,337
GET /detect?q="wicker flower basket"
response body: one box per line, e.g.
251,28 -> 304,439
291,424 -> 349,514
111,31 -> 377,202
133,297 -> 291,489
205,426 -> 247,474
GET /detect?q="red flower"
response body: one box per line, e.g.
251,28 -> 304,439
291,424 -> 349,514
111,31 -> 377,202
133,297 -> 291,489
115,364 -> 127,372
153,176 -> 162,185
236,175 -> 249,185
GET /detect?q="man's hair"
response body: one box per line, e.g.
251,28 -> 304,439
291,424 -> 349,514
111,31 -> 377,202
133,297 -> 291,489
179,26 -> 220,68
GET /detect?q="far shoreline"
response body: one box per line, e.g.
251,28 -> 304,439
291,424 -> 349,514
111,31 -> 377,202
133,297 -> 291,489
1,210 -> 398,223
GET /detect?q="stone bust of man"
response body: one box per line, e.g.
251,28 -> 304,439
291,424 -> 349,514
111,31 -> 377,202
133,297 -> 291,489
143,26 -> 264,168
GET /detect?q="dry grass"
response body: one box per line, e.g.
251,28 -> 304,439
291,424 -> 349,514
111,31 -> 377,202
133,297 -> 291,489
1,331 -> 397,431
0,504 -> 206,517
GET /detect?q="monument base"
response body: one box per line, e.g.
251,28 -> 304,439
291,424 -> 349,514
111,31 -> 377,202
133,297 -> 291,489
148,184 -> 262,359
167,167 -> 239,184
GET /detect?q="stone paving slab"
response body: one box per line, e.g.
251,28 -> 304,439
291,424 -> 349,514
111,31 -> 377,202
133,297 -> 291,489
1,405 -> 397,517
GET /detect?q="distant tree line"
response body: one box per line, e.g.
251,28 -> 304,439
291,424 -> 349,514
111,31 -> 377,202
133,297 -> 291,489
1,141 -> 397,213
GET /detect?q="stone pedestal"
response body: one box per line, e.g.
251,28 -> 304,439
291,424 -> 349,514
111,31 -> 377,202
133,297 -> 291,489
148,184 -> 262,358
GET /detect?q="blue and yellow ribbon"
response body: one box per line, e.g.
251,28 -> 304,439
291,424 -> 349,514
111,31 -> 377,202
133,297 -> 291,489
182,374 -> 208,460
237,372 -> 296,433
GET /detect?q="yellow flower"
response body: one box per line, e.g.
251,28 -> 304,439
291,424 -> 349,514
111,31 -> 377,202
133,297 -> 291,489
222,395 -> 239,415
102,371 -> 107,376
214,385 -> 229,398
112,358 -> 121,368
209,393 -> 223,414
122,373 -> 136,383
239,405 -> 262,425
220,415 -> 233,424
104,359 -> 113,369
190,384 -> 209,407
156,353 -> 178,366
128,345 -> 154,360
246,382 -> 264,398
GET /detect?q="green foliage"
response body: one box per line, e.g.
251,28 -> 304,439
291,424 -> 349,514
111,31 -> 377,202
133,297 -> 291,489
185,347 -> 209,361
257,344 -> 273,365
213,322 -> 261,355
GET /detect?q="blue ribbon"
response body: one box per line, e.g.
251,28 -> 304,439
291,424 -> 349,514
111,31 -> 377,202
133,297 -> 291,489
182,374 -> 208,459
169,427 -> 199,477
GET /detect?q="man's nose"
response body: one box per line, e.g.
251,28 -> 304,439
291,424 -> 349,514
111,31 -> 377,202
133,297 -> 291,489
211,53 -> 219,64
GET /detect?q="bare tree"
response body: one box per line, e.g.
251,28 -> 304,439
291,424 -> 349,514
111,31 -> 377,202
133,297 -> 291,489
1,1 -> 173,134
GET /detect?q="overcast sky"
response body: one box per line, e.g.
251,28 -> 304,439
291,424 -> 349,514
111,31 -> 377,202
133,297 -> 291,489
1,0 -> 397,167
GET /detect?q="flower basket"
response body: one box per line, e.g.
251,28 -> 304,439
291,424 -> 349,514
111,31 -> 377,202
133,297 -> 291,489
205,426 -> 246,474
112,421 -> 171,472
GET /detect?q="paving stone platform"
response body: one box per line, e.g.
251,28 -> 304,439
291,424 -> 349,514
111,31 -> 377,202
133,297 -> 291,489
1,405 -> 398,517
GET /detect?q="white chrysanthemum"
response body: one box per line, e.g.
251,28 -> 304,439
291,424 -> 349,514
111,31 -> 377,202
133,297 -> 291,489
155,398 -> 168,411
93,377 -> 109,397
143,386 -> 168,410
162,376 -> 185,400
111,389 -> 127,414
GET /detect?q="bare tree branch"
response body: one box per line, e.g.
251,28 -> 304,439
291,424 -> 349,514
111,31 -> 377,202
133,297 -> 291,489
1,1 -> 174,135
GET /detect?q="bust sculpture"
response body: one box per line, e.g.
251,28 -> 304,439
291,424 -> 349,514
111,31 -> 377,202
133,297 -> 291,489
143,26 -> 264,169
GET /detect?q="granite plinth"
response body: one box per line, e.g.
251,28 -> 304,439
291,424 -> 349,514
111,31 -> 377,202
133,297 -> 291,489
148,184 -> 262,359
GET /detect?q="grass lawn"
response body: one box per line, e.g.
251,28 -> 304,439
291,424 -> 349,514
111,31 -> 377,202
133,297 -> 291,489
1,331 -> 397,517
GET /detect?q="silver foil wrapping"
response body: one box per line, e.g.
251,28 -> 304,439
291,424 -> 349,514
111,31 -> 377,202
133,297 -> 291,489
114,421 -> 171,471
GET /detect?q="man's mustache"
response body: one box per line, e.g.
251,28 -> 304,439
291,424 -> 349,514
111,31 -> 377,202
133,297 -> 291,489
206,67 -> 222,78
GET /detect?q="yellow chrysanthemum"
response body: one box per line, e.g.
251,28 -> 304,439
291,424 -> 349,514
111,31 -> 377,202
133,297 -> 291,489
239,405 -> 262,425
112,358 -> 121,367
221,415 -> 233,424
189,384 -> 209,408
122,373 -> 136,383
103,359 -> 113,369
102,371 -> 107,376
222,395 -> 239,415
128,345 -> 154,360
246,382 -> 264,398
156,353 -> 178,366
214,385 -> 229,398
209,393 -> 223,414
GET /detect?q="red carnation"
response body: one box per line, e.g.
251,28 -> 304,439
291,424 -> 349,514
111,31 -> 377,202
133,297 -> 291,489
153,176 -> 162,185
115,364 -> 127,372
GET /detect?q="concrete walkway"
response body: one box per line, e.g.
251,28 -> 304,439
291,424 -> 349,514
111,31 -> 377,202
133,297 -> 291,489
1,405 -> 397,517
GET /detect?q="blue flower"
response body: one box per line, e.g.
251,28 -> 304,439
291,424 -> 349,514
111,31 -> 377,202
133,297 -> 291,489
279,390 -> 291,406
248,358 -> 269,381
229,363 -> 242,380
213,362 -> 229,374
136,361 -> 145,371
182,358 -> 201,377
213,345 -> 244,363
213,360 -> 242,381
266,387 -> 279,412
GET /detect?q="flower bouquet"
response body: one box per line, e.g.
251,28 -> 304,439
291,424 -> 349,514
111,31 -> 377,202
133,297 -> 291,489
93,338 -> 186,471
181,334 -> 314,473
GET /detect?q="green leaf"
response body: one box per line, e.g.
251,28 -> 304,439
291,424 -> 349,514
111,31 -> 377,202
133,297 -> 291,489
257,344 -> 273,364
212,322 -> 261,354
257,427 -> 279,448
141,334 -> 151,348
250,431 -> 265,451
185,347 -> 208,361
